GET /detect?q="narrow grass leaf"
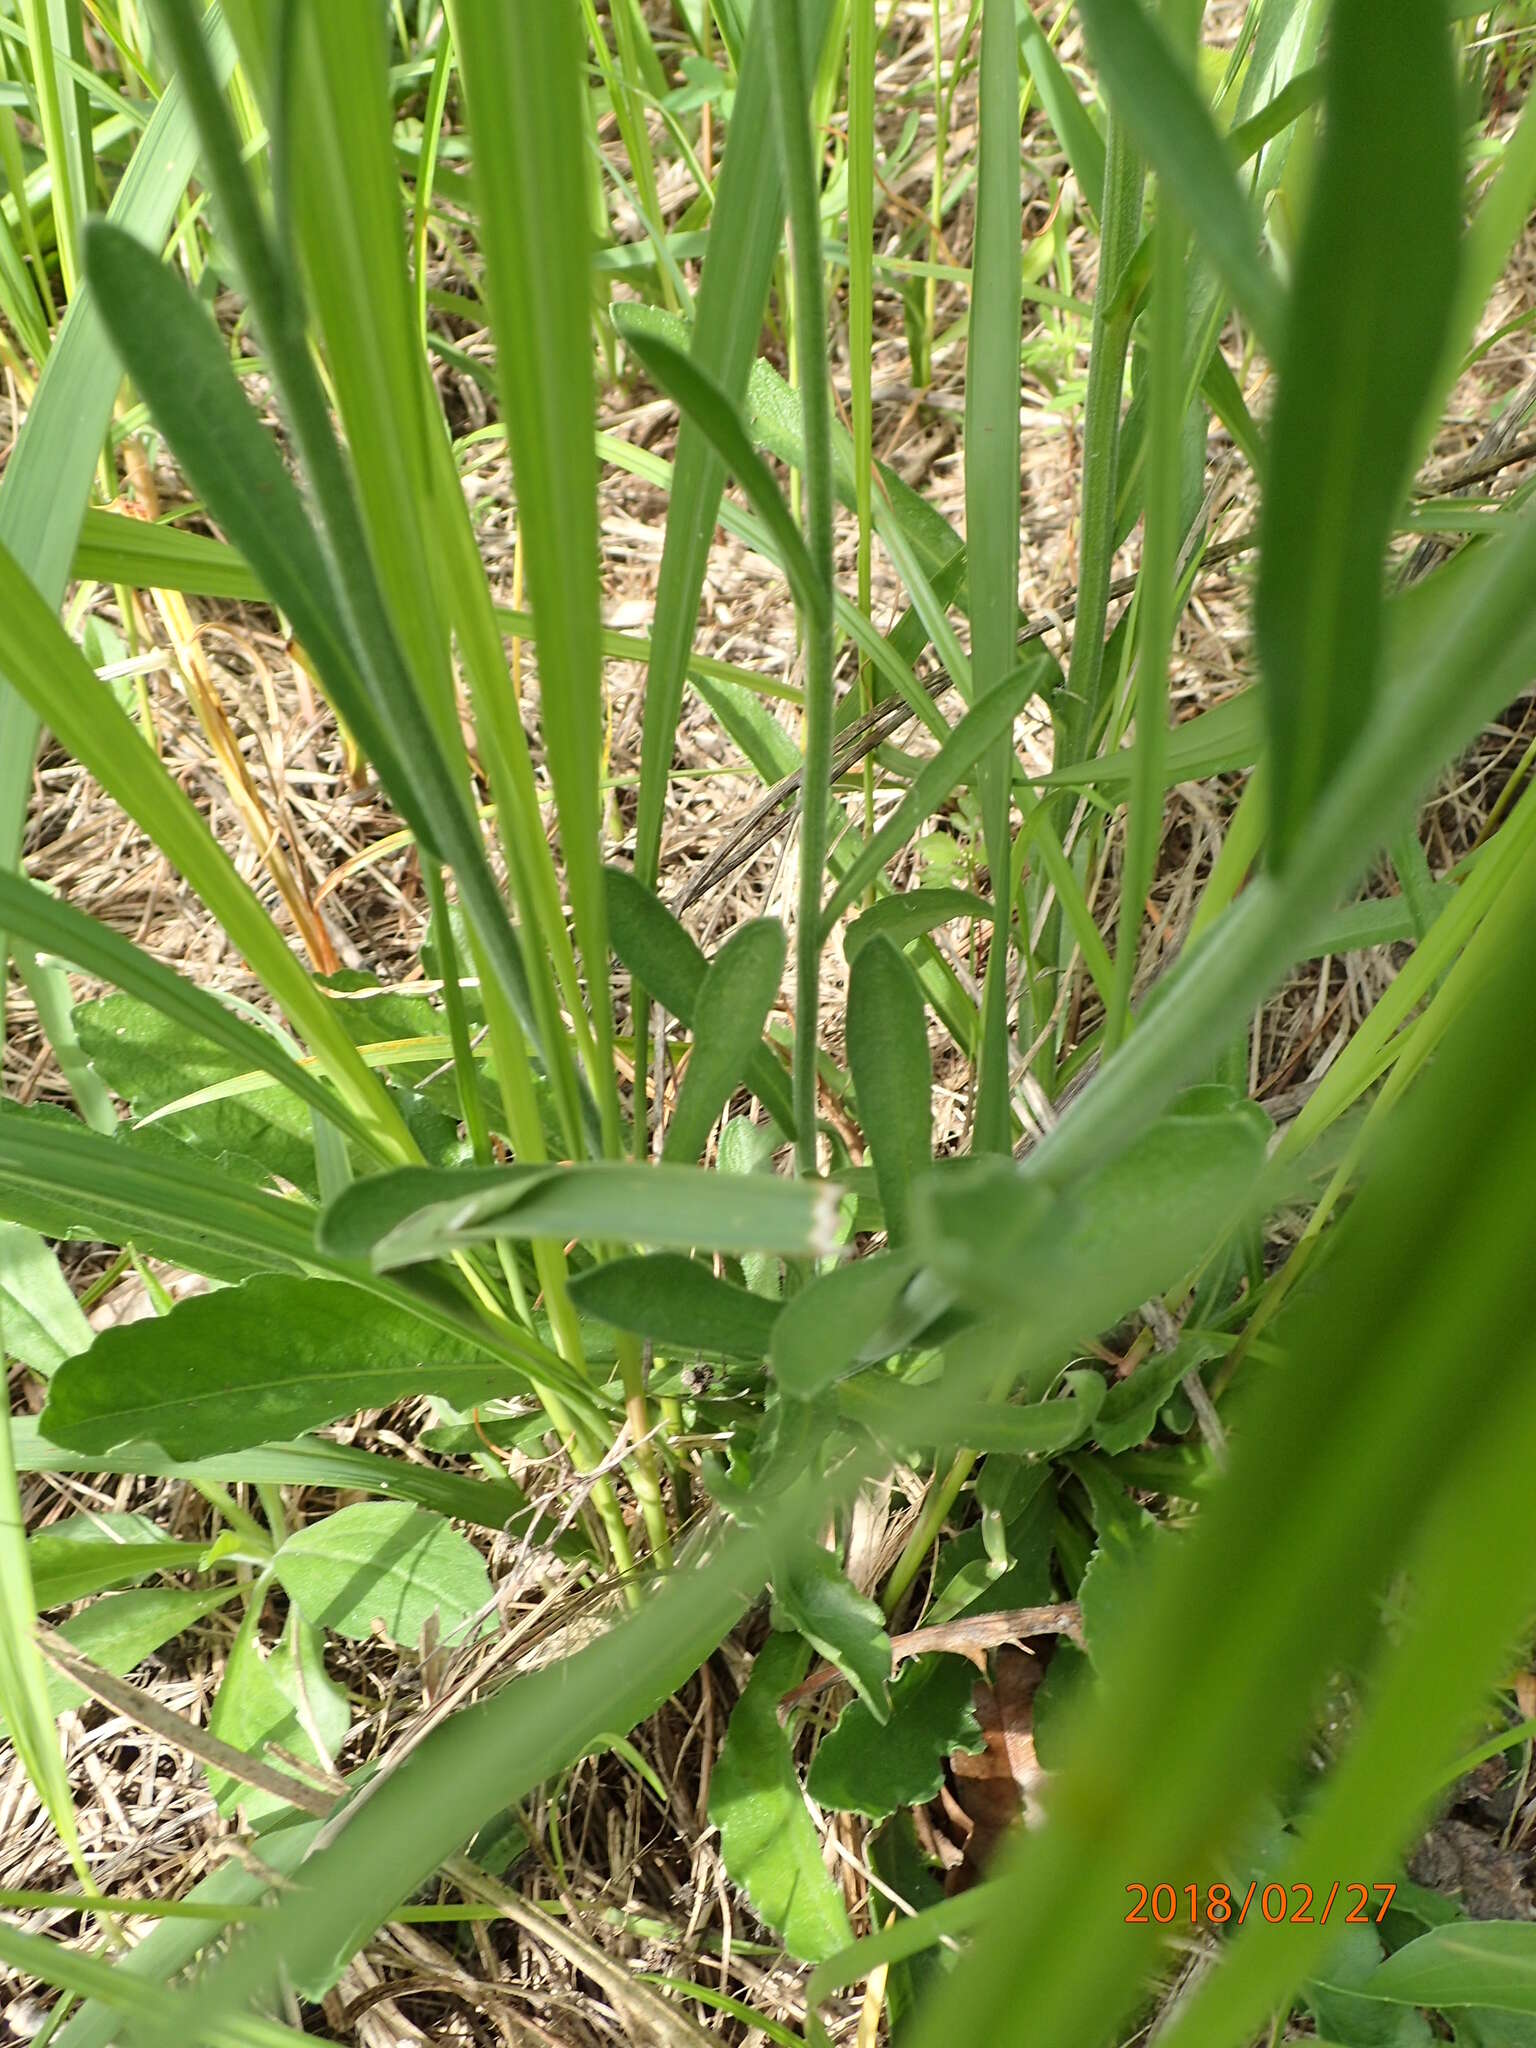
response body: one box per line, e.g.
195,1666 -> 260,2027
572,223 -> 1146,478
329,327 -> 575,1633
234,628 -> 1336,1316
632,0 -> 832,885
663,919 -> 787,1164
819,666 -> 1038,937
625,329 -> 826,629
11,1418 -> 525,1533
846,937 -> 932,1247
1257,0 -> 1461,866
966,0 -> 1024,1150
567,1253 -> 782,1358
449,0 -> 620,1151
1076,0 -> 1282,351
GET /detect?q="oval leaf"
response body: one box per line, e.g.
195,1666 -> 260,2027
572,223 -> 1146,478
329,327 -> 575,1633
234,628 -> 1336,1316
709,1632 -> 852,1963
664,917 -> 787,1164
846,936 -> 932,1246
272,1503 -> 492,1650
566,1252 -> 781,1357
40,1276 -> 509,1460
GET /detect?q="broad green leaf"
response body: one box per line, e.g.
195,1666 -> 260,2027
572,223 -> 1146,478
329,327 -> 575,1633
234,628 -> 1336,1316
1076,0 -> 1282,350
710,1632 -> 852,1963
1362,1926 -> 1536,2014
846,937 -> 931,1246
909,829 -> 1536,2048
774,1544 -> 891,1720
807,1654 -> 982,1818
1095,1336 -> 1223,1454
917,1087 -> 1273,1322
841,1368 -> 1105,1456
770,1251 -> 920,1398
566,1253 -> 781,1358
320,1161 -> 841,1267
11,1416 -> 525,1533
0,1224 -> 92,1377
76,993 -> 318,1196
272,1504 -> 493,1650
39,1276 -> 510,1460
605,866 -> 796,1135
663,917 -> 786,1164
1256,0 -> 1461,866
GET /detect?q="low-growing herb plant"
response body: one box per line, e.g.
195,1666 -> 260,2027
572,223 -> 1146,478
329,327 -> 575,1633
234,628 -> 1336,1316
1,0 -> 1536,2042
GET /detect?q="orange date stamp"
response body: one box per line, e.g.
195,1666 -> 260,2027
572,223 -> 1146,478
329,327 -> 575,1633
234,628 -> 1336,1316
1125,1882 -> 1396,1927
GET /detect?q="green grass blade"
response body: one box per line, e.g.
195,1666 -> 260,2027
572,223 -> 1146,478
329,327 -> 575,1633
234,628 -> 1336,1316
1076,0 -> 1283,353
819,668 -> 1038,937
0,872 -> 377,1157
0,1301 -> 89,1884
17,0 -> 90,298
1257,0 -> 1461,867
764,0 -> 838,1179
1055,120 -> 1142,765
0,8 -> 231,872
966,0 -> 1023,1151
0,540 -> 415,1163
632,1 -> 830,889
448,0 -> 621,1157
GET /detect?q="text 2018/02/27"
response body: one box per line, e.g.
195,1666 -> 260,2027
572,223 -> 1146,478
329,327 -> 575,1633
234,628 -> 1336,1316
1126,1882 -> 1397,1927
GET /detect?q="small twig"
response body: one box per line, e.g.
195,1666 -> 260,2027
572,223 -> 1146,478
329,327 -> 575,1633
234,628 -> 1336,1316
36,1627 -> 338,1818
783,1601 -> 1085,1707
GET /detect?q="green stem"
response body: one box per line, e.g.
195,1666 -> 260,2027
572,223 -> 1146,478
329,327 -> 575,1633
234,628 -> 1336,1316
766,0 -> 837,1180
